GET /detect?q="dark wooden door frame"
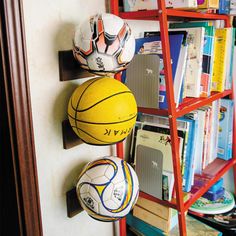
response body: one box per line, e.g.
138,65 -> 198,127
0,0 -> 42,235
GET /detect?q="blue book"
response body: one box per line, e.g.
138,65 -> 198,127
217,99 -> 234,160
218,0 -> 230,14
135,33 -> 184,109
179,115 -> 198,192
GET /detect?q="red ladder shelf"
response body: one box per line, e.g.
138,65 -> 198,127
110,1 -> 236,236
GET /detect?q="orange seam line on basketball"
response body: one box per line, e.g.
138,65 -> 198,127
72,91 -> 133,112
68,113 -> 137,124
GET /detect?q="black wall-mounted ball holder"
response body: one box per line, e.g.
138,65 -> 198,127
59,50 -> 91,217
59,50 -> 93,149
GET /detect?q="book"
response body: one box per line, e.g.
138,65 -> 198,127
208,100 -> 220,164
169,27 -> 205,98
162,170 -> 175,201
135,33 -> 185,109
139,114 -> 190,177
144,30 -> 188,107
191,186 -> 225,201
123,0 -> 198,11
217,99 -> 234,160
180,115 -> 198,192
135,144 -> 163,200
125,54 -> 160,108
123,0 -> 158,11
173,44 -> 188,107
193,109 -> 206,174
135,129 -> 174,172
198,106 -> 212,169
189,190 -> 235,214
169,22 -> 215,97
218,0 -> 230,14
193,174 -> 223,193
197,0 -> 220,8
211,28 -> 230,92
166,0 -> 198,8
225,28 -> 235,90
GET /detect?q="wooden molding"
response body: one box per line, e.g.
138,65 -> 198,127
0,0 -> 43,235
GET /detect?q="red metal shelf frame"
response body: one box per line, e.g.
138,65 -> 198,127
110,1 -> 235,236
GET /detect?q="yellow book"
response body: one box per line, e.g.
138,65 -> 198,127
198,0 -> 219,9
211,28 -> 229,92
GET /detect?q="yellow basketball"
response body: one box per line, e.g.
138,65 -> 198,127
68,77 -> 137,145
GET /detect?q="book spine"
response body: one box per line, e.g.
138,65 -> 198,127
217,99 -> 233,160
211,28 -> 228,92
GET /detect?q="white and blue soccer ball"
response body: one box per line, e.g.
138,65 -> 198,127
73,13 -> 135,75
76,156 -> 139,221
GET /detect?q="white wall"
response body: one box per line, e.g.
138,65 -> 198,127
22,1 -> 115,235
22,0 -> 161,234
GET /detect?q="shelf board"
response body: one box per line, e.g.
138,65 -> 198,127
119,10 -> 159,20
176,90 -> 232,117
119,9 -> 229,21
138,107 -> 168,117
184,158 -> 236,211
138,90 -> 232,118
166,9 -> 230,21
139,158 -> 236,212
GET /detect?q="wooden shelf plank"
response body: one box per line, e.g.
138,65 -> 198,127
58,50 -> 95,81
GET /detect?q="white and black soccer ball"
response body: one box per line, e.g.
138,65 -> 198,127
76,156 -> 139,221
73,13 -> 135,75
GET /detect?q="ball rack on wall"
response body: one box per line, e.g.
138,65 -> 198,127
59,49 -> 96,149
58,49 -> 127,224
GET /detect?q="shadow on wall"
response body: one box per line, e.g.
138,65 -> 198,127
62,160 -> 88,193
52,82 -> 79,143
53,22 -> 77,53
